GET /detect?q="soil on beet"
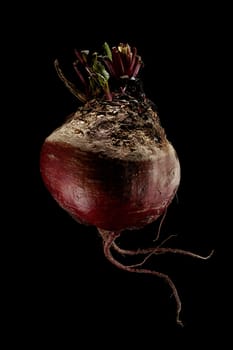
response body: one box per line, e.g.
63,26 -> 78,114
49,93 -> 169,161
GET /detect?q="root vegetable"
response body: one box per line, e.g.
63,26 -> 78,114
40,42 -> 213,326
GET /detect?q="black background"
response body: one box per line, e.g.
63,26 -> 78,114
7,2 -> 229,347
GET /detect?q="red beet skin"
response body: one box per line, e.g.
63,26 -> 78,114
40,123 -> 180,231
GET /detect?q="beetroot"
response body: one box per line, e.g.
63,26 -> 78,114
40,43 -> 213,326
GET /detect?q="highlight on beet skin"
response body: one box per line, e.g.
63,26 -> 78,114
40,42 -> 214,326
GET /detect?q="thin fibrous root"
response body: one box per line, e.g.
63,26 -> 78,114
112,241 -> 214,266
111,243 -> 215,259
153,207 -> 168,242
98,228 -> 214,326
98,229 -> 184,327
